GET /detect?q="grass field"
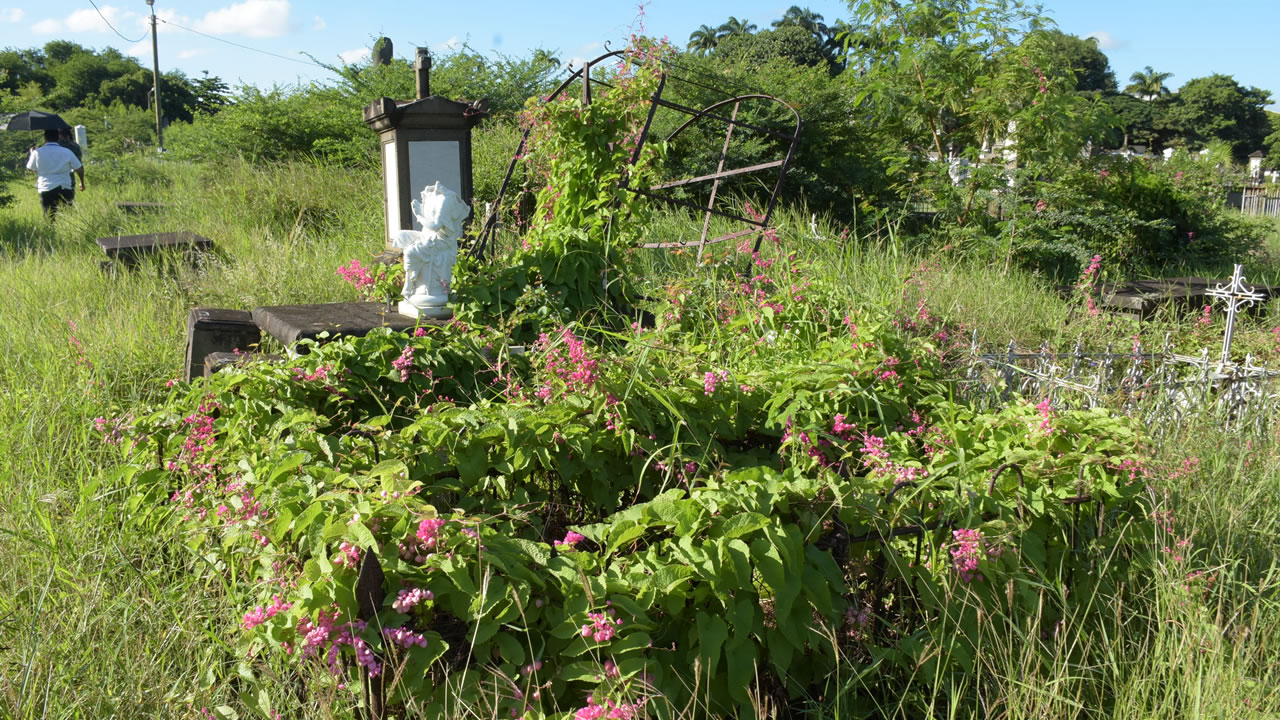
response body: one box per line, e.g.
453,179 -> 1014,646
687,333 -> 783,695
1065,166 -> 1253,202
4,155 -> 1280,718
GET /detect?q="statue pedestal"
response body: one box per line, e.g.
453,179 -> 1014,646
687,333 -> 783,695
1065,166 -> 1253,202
398,300 -> 453,320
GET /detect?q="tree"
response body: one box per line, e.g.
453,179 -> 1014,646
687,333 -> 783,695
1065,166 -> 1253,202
1030,30 -> 1115,93
1100,92 -> 1169,149
715,25 -> 828,69
772,6 -> 829,40
716,17 -> 757,40
1125,65 -> 1172,100
1164,74 -> 1271,160
687,24 -> 720,55
191,72 -> 231,115
1263,112 -> 1280,169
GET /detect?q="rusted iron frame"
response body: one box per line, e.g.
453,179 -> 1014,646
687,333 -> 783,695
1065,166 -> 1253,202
356,551 -> 388,720
633,94 -> 801,255
649,160 -> 785,191
643,226 -> 757,250
470,50 -> 627,259
469,49 -> 801,260
693,100 -> 738,260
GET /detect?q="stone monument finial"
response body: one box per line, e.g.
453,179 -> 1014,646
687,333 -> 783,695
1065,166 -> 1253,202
414,48 -> 431,100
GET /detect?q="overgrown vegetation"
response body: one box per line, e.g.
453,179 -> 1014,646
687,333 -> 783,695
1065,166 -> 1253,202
4,3 -> 1280,719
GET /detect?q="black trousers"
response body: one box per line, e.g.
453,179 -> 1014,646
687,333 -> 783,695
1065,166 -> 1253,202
39,186 -> 74,218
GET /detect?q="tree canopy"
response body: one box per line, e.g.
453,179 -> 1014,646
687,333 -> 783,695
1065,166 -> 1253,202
1164,74 -> 1271,160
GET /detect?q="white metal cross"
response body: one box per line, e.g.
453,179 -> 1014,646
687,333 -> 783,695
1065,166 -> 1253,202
1207,263 -> 1265,366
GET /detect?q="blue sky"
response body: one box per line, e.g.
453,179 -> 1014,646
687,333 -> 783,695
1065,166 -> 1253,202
2,1 -> 1277,108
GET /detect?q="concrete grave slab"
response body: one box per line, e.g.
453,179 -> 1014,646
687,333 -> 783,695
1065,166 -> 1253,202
96,230 -> 213,267
252,301 -> 442,352
185,308 -> 262,382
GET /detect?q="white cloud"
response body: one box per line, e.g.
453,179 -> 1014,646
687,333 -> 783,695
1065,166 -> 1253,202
339,47 -> 369,64
125,40 -> 149,59
177,48 -> 208,59
1084,30 -> 1123,50
30,6 -> 139,35
0,8 -> 23,23
67,6 -> 131,33
434,35 -> 460,52
195,0 -> 291,39
311,15 -> 325,31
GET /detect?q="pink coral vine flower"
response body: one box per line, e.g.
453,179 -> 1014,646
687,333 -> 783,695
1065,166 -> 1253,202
950,528 -> 1002,583
581,611 -> 622,643
555,531 -> 586,551
416,517 -> 447,547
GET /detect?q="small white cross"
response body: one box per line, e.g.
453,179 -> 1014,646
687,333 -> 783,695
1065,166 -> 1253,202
1207,264 -> 1265,366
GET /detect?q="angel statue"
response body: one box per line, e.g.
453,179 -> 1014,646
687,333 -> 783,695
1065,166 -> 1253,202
390,181 -> 470,319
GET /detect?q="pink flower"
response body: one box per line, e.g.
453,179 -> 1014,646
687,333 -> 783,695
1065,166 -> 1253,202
556,531 -> 586,551
391,345 -> 414,381
392,586 -> 434,613
337,260 -> 375,289
702,369 -> 728,395
950,528 -> 1001,582
242,595 -> 292,630
581,611 -> 622,643
333,541 -> 361,568
384,626 -> 430,648
417,517 -> 447,547
1034,397 -> 1054,433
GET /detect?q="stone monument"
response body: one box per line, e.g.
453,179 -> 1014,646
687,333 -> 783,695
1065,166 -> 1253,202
391,181 -> 468,319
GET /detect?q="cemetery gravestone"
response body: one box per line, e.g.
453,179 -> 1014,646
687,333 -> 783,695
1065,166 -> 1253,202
252,301 -> 433,353
184,307 -> 262,381
97,230 -> 212,267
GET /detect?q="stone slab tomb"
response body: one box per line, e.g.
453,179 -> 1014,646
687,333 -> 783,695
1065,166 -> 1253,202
253,301 -> 443,353
184,308 -> 262,382
1099,277 -> 1280,318
96,231 -> 213,268
115,202 -> 173,214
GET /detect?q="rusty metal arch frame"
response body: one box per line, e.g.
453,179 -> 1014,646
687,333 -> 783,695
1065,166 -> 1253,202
469,49 -> 802,260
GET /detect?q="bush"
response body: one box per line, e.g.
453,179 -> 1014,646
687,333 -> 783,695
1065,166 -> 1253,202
1007,155 -> 1258,277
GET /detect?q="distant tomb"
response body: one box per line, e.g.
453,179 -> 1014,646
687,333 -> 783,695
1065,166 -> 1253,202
115,202 -> 172,214
1098,276 -> 1280,318
96,230 -> 212,267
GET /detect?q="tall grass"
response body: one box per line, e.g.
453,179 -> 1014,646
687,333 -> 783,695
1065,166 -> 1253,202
3,156 -> 1280,718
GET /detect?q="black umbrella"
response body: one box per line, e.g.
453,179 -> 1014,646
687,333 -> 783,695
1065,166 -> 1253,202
3,110 -> 71,131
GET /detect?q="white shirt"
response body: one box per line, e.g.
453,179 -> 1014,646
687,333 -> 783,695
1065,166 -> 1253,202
26,143 -> 81,192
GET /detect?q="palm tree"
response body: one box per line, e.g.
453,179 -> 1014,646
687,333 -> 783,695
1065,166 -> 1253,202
687,24 -> 720,55
1125,66 -> 1173,101
716,16 -> 757,40
772,6 -> 828,40
821,18 -> 855,69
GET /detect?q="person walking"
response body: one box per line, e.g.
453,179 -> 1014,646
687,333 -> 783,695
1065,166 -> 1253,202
26,128 -> 83,219
56,127 -> 82,162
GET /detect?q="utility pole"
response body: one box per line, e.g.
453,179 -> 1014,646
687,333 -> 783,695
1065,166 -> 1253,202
145,0 -> 163,150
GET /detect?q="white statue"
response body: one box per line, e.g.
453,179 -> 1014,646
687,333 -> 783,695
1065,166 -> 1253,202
391,181 -> 469,319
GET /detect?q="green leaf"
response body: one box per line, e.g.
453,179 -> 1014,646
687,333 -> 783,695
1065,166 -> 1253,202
269,452 -> 307,483
650,565 -> 694,593
719,511 -> 770,539
695,611 -> 728,680
494,632 -> 526,666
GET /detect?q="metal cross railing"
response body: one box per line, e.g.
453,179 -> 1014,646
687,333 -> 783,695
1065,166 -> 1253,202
1207,263 -> 1266,366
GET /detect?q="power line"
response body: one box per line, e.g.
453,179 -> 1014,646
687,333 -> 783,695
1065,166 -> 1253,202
158,18 -> 323,68
87,0 -> 148,44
